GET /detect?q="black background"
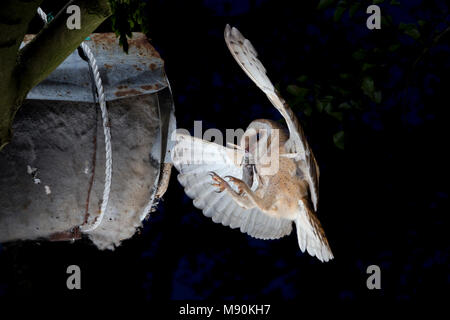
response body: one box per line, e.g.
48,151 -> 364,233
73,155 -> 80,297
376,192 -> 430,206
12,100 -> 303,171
0,0 -> 448,306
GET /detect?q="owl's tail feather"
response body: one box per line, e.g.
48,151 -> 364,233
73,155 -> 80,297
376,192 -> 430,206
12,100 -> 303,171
295,198 -> 334,262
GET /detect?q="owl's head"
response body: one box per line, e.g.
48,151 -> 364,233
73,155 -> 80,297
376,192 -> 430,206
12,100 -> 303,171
240,119 -> 284,166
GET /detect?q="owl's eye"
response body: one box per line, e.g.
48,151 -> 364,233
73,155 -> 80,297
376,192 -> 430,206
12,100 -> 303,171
256,132 -> 261,141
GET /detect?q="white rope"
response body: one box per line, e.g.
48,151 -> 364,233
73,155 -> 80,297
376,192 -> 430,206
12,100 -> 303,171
36,7 -> 47,22
78,41 -> 112,232
37,8 -> 112,233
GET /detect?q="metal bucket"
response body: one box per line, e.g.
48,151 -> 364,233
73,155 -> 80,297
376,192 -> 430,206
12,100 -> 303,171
0,33 -> 175,250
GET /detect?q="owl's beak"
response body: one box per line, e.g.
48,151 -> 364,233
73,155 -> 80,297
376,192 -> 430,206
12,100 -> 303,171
226,142 -> 244,151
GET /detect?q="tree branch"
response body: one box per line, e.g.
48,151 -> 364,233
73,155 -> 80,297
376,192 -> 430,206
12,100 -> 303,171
0,0 -> 112,150
17,0 -> 112,96
0,0 -> 43,80
0,0 -> 43,150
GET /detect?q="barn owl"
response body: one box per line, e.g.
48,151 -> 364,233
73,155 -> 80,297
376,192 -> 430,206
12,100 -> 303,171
172,25 -> 333,262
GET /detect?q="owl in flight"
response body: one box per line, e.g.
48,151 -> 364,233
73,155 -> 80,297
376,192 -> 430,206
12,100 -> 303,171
172,25 -> 333,262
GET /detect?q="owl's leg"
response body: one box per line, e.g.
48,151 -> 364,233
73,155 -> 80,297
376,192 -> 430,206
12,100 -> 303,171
225,176 -> 278,216
209,172 -> 228,193
209,172 -> 255,209
224,176 -> 250,195
223,175 -> 269,210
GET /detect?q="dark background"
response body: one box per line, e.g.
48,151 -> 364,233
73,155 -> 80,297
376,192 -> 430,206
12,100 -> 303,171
0,0 -> 448,306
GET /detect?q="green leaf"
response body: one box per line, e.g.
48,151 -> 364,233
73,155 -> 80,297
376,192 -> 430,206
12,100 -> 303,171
399,23 -> 421,39
404,28 -> 421,40
287,84 -> 300,95
351,99 -> 364,110
361,77 -> 375,97
352,49 -> 366,61
390,0 -> 400,5
339,73 -> 351,80
316,100 -> 324,113
331,85 -> 351,96
388,44 -> 401,52
316,97 -> 333,113
349,3 -> 361,18
317,0 -> 336,10
329,111 -> 344,121
333,131 -> 345,150
381,16 -> 391,28
334,6 -> 346,22
373,47 -> 382,54
110,0 -> 148,52
313,84 -> 321,93
338,102 -> 352,110
362,63 -> 375,71
296,75 -> 308,83
398,22 -> 412,30
287,85 -> 309,97
373,0 -> 385,4
374,91 -> 382,104
303,104 -> 313,117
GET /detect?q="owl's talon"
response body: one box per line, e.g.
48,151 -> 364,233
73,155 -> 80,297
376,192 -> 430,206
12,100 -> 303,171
224,176 -> 245,195
209,172 -> 227,193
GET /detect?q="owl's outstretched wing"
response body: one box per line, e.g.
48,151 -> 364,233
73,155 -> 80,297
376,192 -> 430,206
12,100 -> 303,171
172,133 -> 293,240
224,25 -> 320,211
296,199 -> 334,262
